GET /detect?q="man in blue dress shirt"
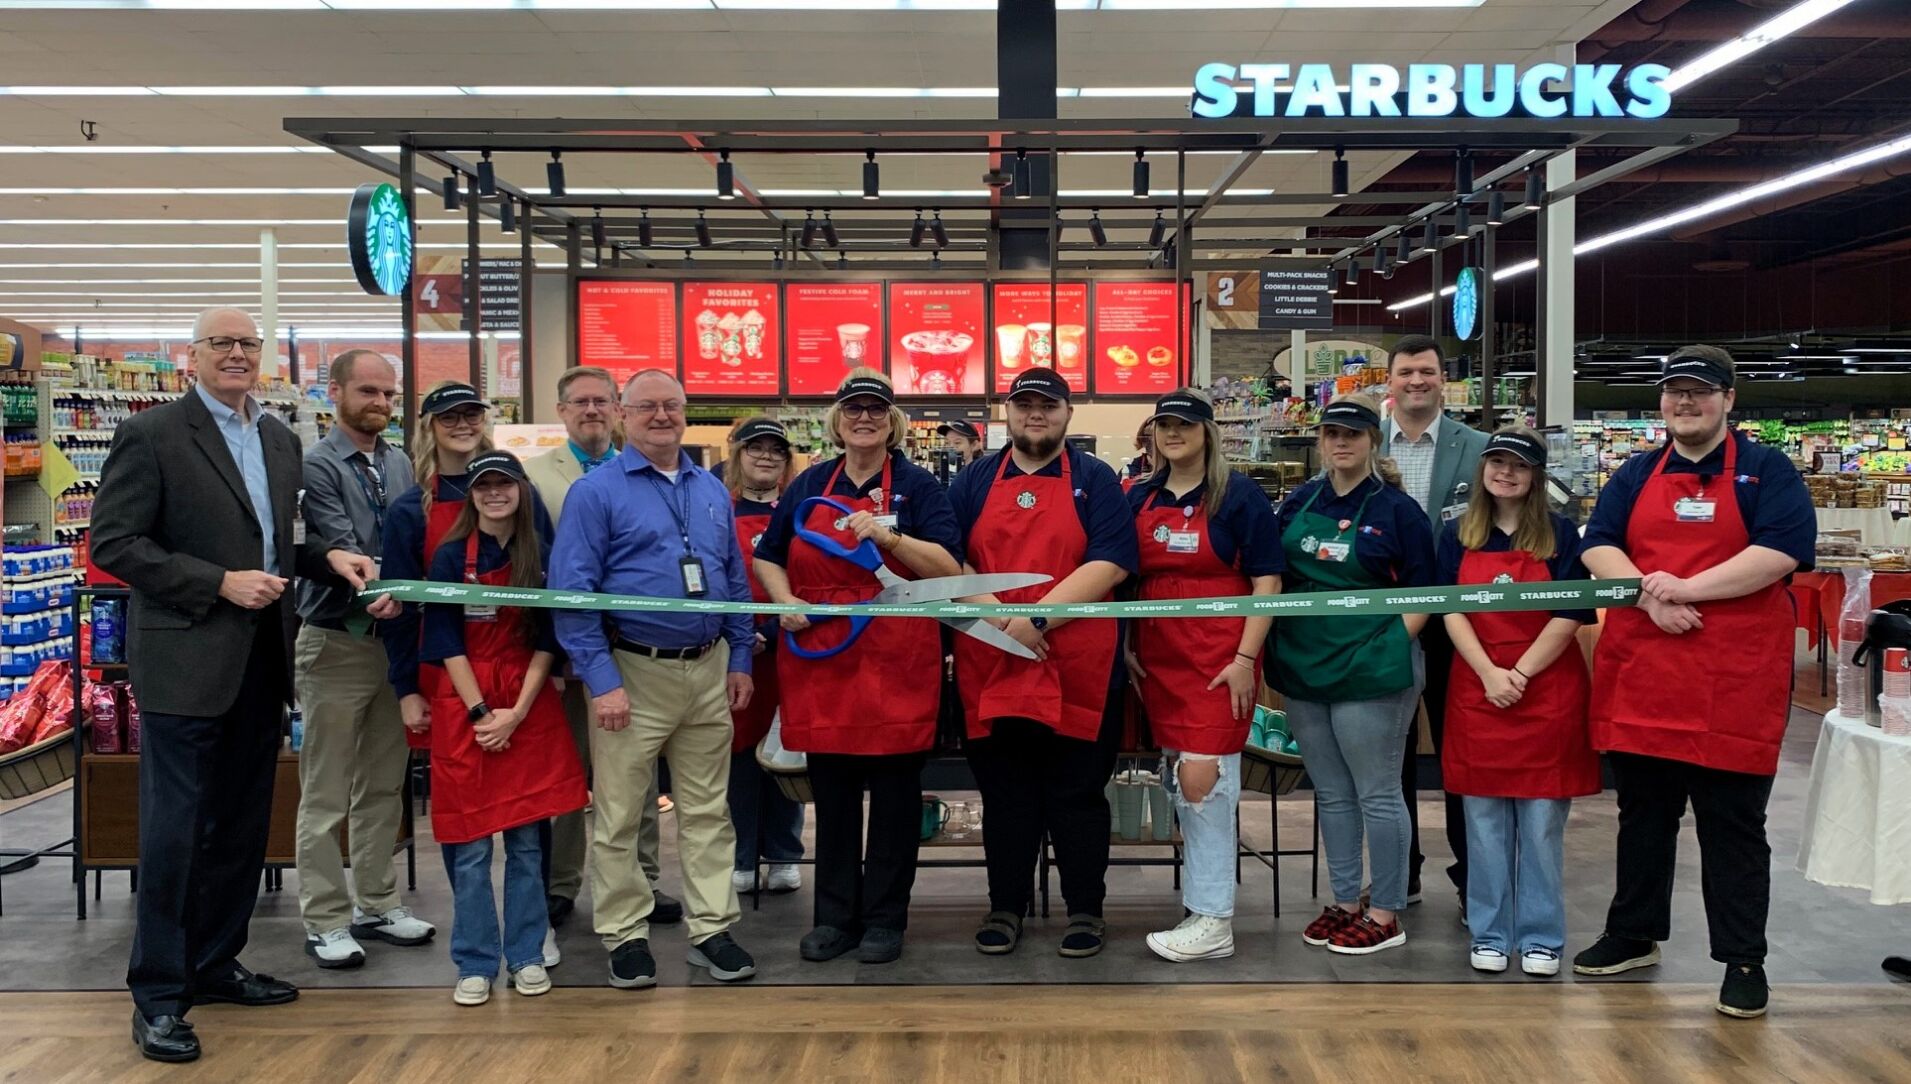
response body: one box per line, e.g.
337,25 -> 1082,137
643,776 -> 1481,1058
549,368 -> 758,991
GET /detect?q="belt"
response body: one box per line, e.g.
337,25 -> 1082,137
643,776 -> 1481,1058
613,637 -> 718,661
307,616 -> 380,638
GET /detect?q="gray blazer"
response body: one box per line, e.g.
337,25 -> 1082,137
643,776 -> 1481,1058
92,390 -> 336,717
296,426 -> 415,625
1383,413 -> 1491,526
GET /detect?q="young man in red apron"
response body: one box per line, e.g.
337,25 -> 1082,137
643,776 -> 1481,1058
1573,346 -> 1816,1020
948,368 -> 1138,958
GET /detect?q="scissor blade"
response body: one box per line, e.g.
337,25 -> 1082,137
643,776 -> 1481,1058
944,617 -> 1040,660
876,572 -> 1051,605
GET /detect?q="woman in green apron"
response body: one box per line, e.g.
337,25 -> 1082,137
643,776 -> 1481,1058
1268,393 -> 1438,957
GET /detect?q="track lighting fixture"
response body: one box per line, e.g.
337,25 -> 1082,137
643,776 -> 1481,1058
1012,149 -> 1032,200
910,209 -> 925,248
1521,169 -> 1543,211
1397,232 -> 1412,264
1453,203 -> 1471,236
590,207 -> 606,251
1089,210 -> 1108,248
821,212 -> 839,249
1132,149 -> 1149,199
862,150 -> 879,201
695,210 -> 712,248
800,210 -> 817,250
638,208 -> 653,248
499,197 -> 516,234
1331,147 -> 1348,199
716,150 -> 735,201
1486,189 -> 1507,226
1454,148 -> 1473,197
931,211 -> 949,249
546,151 -> 565,198
442,174 -> 460,211
476,149 -> 495,197
1148,211 -> 1166,249
1420,217 -> 1438,254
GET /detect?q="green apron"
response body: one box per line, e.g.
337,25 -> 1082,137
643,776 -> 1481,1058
1267,482 -> 1416,703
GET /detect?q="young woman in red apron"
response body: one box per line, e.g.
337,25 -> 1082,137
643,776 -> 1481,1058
720,418 -> 806,899
1437,428 -> 1598,979
753,374 -> 964,965
1122,391 -> 1283,964
419,451 -> 587,1008
949,367 -> 1136,959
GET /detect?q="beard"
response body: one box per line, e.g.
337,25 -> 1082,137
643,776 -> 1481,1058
339,401 -> 390,437
1011,430 -> 1064,460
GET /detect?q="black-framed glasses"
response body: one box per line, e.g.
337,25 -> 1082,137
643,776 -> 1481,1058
743,443 -> 790,461
195,335 -> 264,356
434,407 -> 488,429
564,396 -> 615,411
839,402 -> 889,420
1661,386 -> 1724,403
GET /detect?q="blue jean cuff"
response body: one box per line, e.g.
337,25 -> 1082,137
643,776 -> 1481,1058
507,956 -> 544,974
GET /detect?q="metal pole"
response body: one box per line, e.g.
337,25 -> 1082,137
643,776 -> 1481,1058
1176,150 -> 1187,384
259,227 -> 278,382
287,326 -> 301,388
1541,150 -> 1577,428
519,199 -> 536,420
1429,241 -> 1443,340
399,143 -> 418,450
1481,227 -> 1496,414
466,179 -> 482,390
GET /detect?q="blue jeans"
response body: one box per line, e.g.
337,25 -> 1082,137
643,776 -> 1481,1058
1284,644 -> 1424,913
441,823 -> 546,980
1162,750 -> 1241,919
728,749 -> 806,870
1463,796 -> 1570,955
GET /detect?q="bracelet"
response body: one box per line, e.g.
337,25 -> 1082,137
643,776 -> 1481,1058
1510,665 -> 1530,680
1234,652 -> 1258,665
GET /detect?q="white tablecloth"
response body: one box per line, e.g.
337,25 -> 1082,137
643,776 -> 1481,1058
1815,507 -> 1911,547
1796,709 -> 1911,905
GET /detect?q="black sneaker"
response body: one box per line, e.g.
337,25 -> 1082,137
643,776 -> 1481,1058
547,894 -> 575,927
1717,964 -> 1769,1019
856,927 -> 904,965
607,938 -> 657,990
688,931 -> 757,982
649,888 -> 685,926
1571,934 -> 1661,976
799,925 -> 859,962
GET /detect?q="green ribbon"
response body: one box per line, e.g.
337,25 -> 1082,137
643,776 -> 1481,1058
359,577 -> 1639,620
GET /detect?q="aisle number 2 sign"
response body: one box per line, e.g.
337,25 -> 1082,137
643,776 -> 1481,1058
1205,271 -> 1260,331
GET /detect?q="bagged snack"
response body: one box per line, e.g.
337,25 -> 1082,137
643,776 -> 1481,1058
0,691 -> 46,753
125,685 -> 142,754
88,683 -> 123,754
90,597 -> 125,665
30,681 -> 75,744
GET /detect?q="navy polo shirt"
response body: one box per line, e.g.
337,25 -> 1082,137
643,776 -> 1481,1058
1127,470 -> 1286,577
1275,474 -> 1437,587
948,447 -> 1139,572
420,532 -> 561,663
1582,431 -> 1816,570
1437,513 -> 1595,623
756,450 -> 962,567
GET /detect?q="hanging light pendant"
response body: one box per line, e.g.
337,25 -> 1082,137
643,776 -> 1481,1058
716,150 -> 735,201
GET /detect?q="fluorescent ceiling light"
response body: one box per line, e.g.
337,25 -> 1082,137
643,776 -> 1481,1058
0,187 -> 357,195
1663,0 -> 1859,93
0,83 -> 1195,98
0,145 -> 327,155
0,278 -> 355,284
1075,86 -> 1193,98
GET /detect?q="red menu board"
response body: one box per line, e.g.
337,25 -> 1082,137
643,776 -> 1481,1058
680,282 -> 781,396
576,280 -> 677,388
887,282 -> 986,396
991,282 -> 1089,394
1091,281 -> 1190,396
785,282 -> 885,396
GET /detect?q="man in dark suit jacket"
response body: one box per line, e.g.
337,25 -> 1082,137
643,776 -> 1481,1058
91,307 -> 391,1064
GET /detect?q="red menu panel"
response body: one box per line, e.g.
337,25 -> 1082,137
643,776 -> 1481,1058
680,282 -> 781,396
576,280 -> 677,388
991,282 -> 1089,394
785,282 -> 885,396
1091,281 -> 1190,396
887,282 -> 986,396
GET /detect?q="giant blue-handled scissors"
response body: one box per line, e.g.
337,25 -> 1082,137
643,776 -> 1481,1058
784,496 -> 1051,661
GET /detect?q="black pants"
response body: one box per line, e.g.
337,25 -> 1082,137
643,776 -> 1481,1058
968,709 -> 1121,919
1405,619 -> 1467,893
127,612 -> 286,1020
807,751 -> 926,933
1605,751 -> 1775,965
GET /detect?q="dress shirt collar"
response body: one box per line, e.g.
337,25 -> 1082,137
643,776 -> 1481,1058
1388,411 -> 1442,446
618,444 -> 698,479
570,440 -> 617,473
195,381 -> 261,427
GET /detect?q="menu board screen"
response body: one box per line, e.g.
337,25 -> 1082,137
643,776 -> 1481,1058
1091,281 -> 1190,396
785,282 -> 885,396
576,280 -> 677,387
887,282 -> 986,396
680,281 -> 781,396
991,282 -> 1088,394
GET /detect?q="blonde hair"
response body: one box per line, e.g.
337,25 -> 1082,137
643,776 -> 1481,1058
826,367 -> 908,452
725,415 -> 797,499
1145,388 -> 1232,516
1456,424 -> 1556,561
412,380 -> 495,518
1321,391 -> 1402,489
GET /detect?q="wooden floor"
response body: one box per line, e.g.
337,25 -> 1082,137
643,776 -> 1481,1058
4,984 -> 1909,1084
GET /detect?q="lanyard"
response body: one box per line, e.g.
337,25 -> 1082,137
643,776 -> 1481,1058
645,468 -> 695,556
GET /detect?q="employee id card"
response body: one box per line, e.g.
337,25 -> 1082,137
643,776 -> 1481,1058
1166,530 -> 1201,554
680,555 -> 709,597
465,601 -> 499,622
1440,502 -> 1467,524
1315,540 -> 1352,562
1673,496 -> 1716,523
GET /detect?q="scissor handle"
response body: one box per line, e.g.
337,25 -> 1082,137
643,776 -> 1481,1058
783,614 -> 872,660
790,497 -> 885,573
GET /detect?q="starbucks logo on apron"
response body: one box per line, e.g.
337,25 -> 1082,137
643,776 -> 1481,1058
1152,524 -> 1171,544
1016,490 -> 1037,510
868,487 -> 884,508
1492,572 -> 1515,584
1300,534 -> 1320,554
750,532 -> 764,551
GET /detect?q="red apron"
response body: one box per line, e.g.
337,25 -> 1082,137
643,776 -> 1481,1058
1443,546 -> 1598,799
956,451 -> 1118,741
427,534 -> 589,846
778,458 -> 940,756
407,490 -> 465,751
1132,490 -> 1252,756
730,497 -> 781,753
1590,438 -> 1796,776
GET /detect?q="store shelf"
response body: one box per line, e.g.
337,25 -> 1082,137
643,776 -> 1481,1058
52,430 -> 116,442
53,520 -> 90,530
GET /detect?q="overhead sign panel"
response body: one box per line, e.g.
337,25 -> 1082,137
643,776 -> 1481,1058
1190,62 -> 1672,121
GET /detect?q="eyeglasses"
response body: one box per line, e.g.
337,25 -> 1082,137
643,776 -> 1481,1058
195,335 -> 264,356
564,397 -> 614,411
434,407 -> 488,430
627,399 -> 686,416
744,445 -> 789,461
839,402 -> 889,420
1660,386 -> 1724,403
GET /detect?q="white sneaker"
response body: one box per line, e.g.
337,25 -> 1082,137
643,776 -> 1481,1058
1470,945 -> 1510,973
543,926 -> 562,968
512,964 -> 553,997
453,976 -> 491,1006
766,864 -> 802,893
1522,949 -> 1561,977
1146,914 -> 1234,962
732,869 -> 759,895
304,927 -> 365,970
352,905 -> 436,947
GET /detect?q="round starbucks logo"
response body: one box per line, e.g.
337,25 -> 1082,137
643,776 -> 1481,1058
1492,571 -> 1515,585
1152,524 -> 1171,543
1300,534 -> 1319,554
1016,490 -> 1037,510
347,181 -> 413,297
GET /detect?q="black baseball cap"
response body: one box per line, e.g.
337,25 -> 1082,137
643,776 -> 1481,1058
1657,346 -> 1735,389
733,418 -> 791,448
937,420 -> 982,441
1007,367 -> 1070,402
835,375 -> 895,405
1482,430 -> 1547,467
1314,399 -> 1381,432
466,450 -> 527,483
1148,392 -> 1214,426
420,382 -> 491,415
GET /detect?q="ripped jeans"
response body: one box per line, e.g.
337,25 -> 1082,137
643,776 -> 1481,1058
1161,750 -> 1243,919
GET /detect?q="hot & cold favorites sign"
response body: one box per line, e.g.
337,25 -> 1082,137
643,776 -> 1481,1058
1259,270 -> 1333,331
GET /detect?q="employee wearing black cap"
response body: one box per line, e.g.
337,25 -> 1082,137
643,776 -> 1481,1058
937,420 -> 985,469
755,370 -> 962,964
1122,389 -> 1283,963
948,367 -> 1138,958
1572,345 -> 1814,1020
1269,392 -> 1436,958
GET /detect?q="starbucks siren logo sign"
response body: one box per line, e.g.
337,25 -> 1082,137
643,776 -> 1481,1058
348,182 -> 414,297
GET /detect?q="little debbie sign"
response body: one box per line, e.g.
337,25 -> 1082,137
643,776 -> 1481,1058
1190,62 -> 1671,120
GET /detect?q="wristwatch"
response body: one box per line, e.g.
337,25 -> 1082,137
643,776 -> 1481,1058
1030,616 -> 1049,631
466,701 -> 491,723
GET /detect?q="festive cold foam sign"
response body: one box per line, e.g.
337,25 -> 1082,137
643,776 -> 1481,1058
787,282 -> 885,396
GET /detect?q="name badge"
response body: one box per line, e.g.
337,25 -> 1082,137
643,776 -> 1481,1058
1315,540 -> 1352,563
1166,530 -> 1200,554
680,555 -> 709,597
465,603 -> 499,623
1440,502 -> 1467,524
292,515 -> 308,546
1674,497 -> 1716,523
873,514 -> 900,530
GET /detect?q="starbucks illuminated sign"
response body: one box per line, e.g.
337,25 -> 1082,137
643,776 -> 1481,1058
1190,62 -> 1671,120
347,182 -> 413,296
1452,267 -> 1480,341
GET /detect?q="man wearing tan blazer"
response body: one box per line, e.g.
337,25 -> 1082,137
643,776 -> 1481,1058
528,366 -> 681,928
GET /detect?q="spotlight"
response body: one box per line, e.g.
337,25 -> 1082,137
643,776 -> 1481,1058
837,250 -> 849,270
800,210 -> 817,250
442,174 -> 460,211
910,209 -> 926,248
695,210 -> 712,248
1454,149 -> 1473,196
476,150 -> 496,197
1148,211 -> 1166,249
546,151 -> 565,198
1420,217 -> 1438,254
1012,149 -> 1032,200
1331,146 -> 1348,199
590,208 -> 606,251
1373,245 -> 1387,276
931,250 -> 942,270
1453,203 -> 1471,236
1089,210 -> 1108,248
1328,265 -> 1339,295
1486,189 -> 1507,226
821,212 -> 839,249
1132,149 -> 1149,199
499,197 -> 516,234
638,208 -> 653,248
716,150 -> 735,201
862,150 -> 879,201
772,253 -> 785,271
1345,260 -> 1358,286
1521,169 -> 1543,211
1397,232 -> 1412,264
931,211 -> 949,249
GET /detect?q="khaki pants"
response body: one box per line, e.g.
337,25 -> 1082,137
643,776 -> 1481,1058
292,626 -> 409,935
548,681 -> 661,901
591,645 -> 740,948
